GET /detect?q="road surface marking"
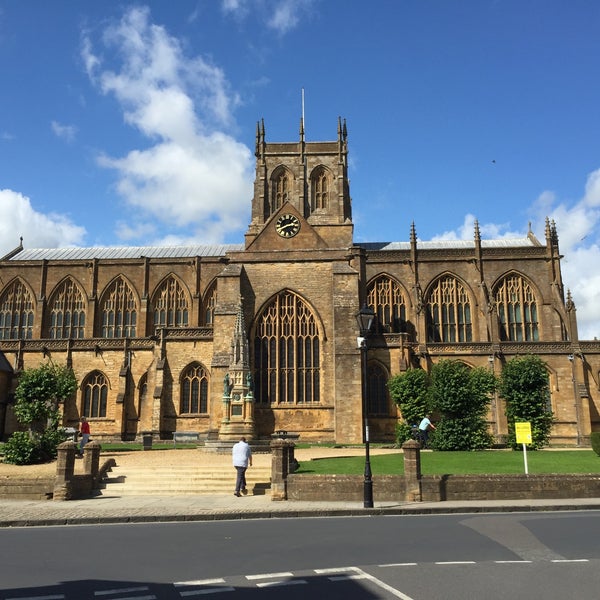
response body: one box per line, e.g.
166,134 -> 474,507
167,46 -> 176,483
551,559 -> 589,563
255,580 -> 307,588
174,579 -> 225,586
95,588 -> 150,596
316,567 -> 415,599
245,572 -> 293,580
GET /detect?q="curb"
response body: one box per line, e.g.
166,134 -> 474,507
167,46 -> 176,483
2,501 -> 600,528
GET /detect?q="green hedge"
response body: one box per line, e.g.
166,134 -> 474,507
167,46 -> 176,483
591,432 -> 600,457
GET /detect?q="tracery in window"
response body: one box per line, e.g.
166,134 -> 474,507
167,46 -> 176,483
152,276 -> 189,332
82,371 -> 108,418
367,276 -> 408,334
426,276 -> 472,342
311,166 -> 330,211
271,167 -> 292,215
495,274 -> 539,341
47,278 -> 86,339
100,277 -> 137,338
202,282 -> 216,325
367,362 -> 390,416
180,363 -> 209,414
254,291 -> 320,405
0,279 -> 34,340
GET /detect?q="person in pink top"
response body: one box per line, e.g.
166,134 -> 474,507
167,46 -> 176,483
79,416 -> 91,456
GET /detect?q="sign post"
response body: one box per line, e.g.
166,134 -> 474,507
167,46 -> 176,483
515,422 -> 532,475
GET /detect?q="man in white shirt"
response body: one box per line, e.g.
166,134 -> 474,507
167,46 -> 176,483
418,415 -> 436,448
232,437 -> 252,497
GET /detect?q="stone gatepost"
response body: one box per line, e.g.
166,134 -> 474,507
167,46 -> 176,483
402,439 -> 422,501
54,440 -> 77,501
271,438 -> 295,501
83,441 -> 101,482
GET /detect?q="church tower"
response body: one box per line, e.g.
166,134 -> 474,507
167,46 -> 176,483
245,117 -> 353,249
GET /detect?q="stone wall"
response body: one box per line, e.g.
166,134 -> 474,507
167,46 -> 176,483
285,472 -> 600,502
0,477 -> 54,500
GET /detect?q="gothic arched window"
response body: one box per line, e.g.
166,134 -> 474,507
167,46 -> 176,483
151,276 -> 189,332
180,363 -> 209,414
495,274 -> 539,341
367,276 -> 408,334
254,291 -> 320,405
426,276 -> 472,342
82,371 -> 108,418
100,277 -> 137,338
47,278 -> 86,339
367,363 -> 390,416
0,279 -> 34,340
311,166 -> 330,211
201,282 -> 216,326
271,167 -> 291,214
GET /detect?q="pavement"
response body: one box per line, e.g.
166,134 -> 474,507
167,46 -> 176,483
1,447 -> 600,527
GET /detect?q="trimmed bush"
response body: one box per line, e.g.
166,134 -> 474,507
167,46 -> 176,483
2,432 -> 41,465
591,432 -> 600,457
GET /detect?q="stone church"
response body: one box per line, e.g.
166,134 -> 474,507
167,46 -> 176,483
0,118 -> 598,446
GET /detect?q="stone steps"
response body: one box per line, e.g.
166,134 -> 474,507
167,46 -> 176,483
101,465 -> 272,496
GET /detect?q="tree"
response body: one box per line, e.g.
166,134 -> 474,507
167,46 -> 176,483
429,360 -> 496,451
499,355 -> 553,450
3,364 -> 77,465
388,369 -> 430,444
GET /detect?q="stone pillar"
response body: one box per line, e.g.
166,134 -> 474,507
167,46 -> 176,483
53,440 -> 77,501
83,440 -> 101,482
270,438 -> 291,501
402,439 -> 422,502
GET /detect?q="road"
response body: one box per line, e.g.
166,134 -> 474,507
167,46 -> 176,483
1,511 -> 599,599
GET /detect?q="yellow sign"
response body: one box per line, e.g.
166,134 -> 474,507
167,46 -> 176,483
515,421 -> 532,445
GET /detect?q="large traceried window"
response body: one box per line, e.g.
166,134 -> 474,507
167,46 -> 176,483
47,278 -> 86,339
254,291 -> 320,405
201,282 -> 216,326
311,166 -> 330,210
100,277 -> 137,338
180,363 -> 209,414
271,168 -> 291,214
367,276 -> 408,334
426,276 -> 472,342
495,274 -> 539,341
0,279 -> 34,340
367,363 -> 391,416
82,371 -> 108,418
152,276 -> 189,332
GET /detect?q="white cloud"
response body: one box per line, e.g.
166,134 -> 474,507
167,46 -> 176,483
221,0 -> 313,34
81,6 -> 253,244
267,0 -> 304,34
51,120 -> 77,142
431,213 -> 524,242
0,189 -> 86,256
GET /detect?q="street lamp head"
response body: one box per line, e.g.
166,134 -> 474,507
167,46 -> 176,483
356,304 -> 375,337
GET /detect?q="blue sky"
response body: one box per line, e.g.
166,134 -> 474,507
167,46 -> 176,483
1,1 -> 600,338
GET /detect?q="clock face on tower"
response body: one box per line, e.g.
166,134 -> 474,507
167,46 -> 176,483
275,213 -> 301,238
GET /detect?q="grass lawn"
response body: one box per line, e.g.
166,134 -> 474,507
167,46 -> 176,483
297,450 -> 600,476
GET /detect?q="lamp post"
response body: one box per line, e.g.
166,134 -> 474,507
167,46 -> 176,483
356,304 -> 375,509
